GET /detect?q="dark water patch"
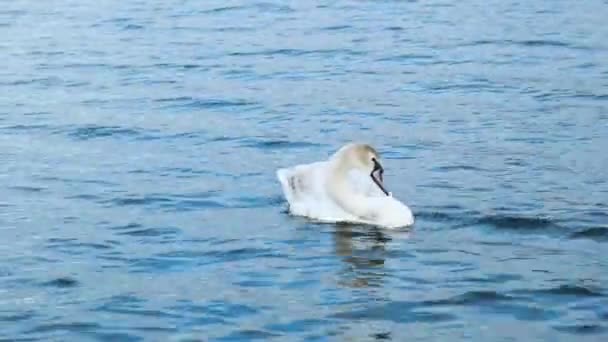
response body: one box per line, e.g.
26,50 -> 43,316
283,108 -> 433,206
0,311 -> 36,322
46,238 -> 114,252
157,250 -> 219,259
252,2 -> 294,12
216,329 -> 281,341
116,226 -> 180,238
66,193 -> 101,201
123,24 -> 144,30
266,319 -> 328,333
1,124 -> 49,132
371,332 -> 392,340
417,181 -> 459,190
228,48 -> 363,58
185,315 -> 227,326
554,324 -> 607,335
396,275 -> 434,285
199,5 -> 244,14
377,54 -> 435,62
458,273 -> 524,284
64,125 -> 143,141
163,130 -> 206,140
207,238 -> 240,246
132,248 -> 284,271
155,96 -> 256,110
46,237 -> 74,244
234,280 -> 275,288
334,110 -> 383,118
200,2 -> 293,15
419,291 -> 559,321
331,302 -> 456,324
0,9 -> 27,16
82,331 -> 143,341
26,322 -> 100,334
570,227 -> 608,241
229,195 -> 284,208
239,138 -> 323,150
588,210 -> 608,218
151,63 -> 206,71
210,135 -> 240,143
95,302 -> 182,319
63,216 -> 78,224
570,93 -> 608,101
517,39 -> 590,49
63,62 -> 110,69
420,259 -> 470,268
424,80 -> 508,93
65,82 -> 91,88
281,279 -> 318,289
199,248 -> 285,265
433,165 -> 486,172
514,284 -> 604,297
512,39 -> 570,48
104,195 -> 173,207
8,185 -> 46,193
463,39 -> 586,50
36,176 -> 118,187
41,277 -> 79,288
0,77 -> 63,86
481,303 -> 560,321
430,291 -> 514,306
164,198 -> 227,211
476,214 -> 558,230
93,294 -> 182,320
414,210 -> 471,223
109,223 -> 143,231
173,300 -> 258,318
323,25 -> 352,31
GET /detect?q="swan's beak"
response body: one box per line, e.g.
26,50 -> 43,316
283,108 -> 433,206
371,158 -> 389,196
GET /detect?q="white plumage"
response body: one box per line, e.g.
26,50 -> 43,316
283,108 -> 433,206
276,143 -> 414,228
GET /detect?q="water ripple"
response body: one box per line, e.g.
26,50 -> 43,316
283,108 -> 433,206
155,96 -> 257,110
570,227 -> 608,242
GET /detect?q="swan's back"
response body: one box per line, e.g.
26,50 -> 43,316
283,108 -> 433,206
276,161 -> 357,222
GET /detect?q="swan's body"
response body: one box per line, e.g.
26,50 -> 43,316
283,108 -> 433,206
276,143 -> 414,228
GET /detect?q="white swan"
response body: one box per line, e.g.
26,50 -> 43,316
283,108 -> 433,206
276,143 -> 414,228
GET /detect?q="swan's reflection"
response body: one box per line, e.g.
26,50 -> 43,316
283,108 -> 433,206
333,223 -> 410,288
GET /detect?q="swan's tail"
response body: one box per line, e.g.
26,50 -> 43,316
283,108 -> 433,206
276,167 -> 295,205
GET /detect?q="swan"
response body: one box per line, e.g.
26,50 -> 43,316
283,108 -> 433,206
276,143 -> 414,228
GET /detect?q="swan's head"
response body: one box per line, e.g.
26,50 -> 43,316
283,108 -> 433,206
332,143 -> 390,196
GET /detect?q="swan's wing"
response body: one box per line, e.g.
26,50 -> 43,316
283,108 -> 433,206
276,161 -> 328,205
277,161 -> 356,220
346,169 -> 386,197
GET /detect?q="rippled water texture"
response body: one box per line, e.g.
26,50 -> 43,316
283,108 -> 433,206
1,0 -> 607,340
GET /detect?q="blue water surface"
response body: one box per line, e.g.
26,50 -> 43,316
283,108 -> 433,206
1,0 -> 607,340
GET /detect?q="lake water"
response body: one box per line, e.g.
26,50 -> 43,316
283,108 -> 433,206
1,0 -> 607,340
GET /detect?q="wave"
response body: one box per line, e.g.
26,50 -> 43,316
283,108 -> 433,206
476,214 -> 557,230
41,277 -> 79,288
515,284 -> 604,297
570,227 -> 608,241
155,96 -> 257,109
63,125 -> 144,141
